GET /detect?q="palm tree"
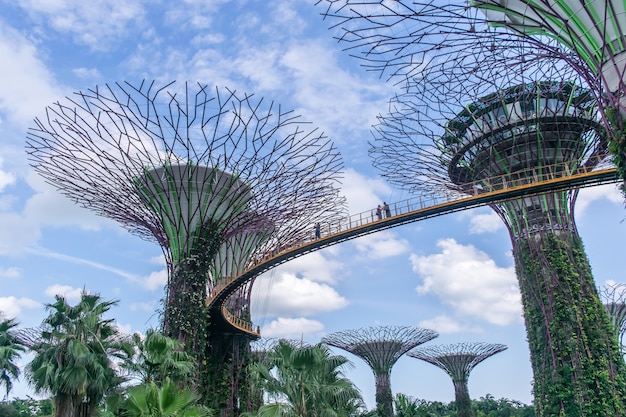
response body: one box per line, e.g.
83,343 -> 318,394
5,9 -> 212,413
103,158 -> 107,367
0,317 -> 26,399
26,291 -> 133,417
120,379 -> 212,417
122,329 -> 196,386
249,339 -> 364,417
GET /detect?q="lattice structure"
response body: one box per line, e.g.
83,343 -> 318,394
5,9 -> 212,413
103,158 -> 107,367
316,3 -> 626,415
26,80 -> 346,416
601,283 -> 626,351
408,342 -> 507,417
322,326 -> 438,415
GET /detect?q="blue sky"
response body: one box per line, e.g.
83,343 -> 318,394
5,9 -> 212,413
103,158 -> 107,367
0,0 -> 624,409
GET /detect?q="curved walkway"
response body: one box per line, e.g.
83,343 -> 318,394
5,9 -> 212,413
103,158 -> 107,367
208,161 -> 620,337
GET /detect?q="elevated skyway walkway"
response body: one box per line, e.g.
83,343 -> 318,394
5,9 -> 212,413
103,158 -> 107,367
208,160 -> 621,336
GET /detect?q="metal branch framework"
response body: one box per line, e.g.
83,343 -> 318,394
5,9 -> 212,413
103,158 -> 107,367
25,80 -> 347,415
322,326 -> 438,416
408,342 -> 507,417
601,283 -> 626,351
315,2 -> 626,415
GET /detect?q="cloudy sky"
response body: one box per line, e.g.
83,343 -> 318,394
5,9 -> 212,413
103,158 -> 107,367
0,0 -> 624,409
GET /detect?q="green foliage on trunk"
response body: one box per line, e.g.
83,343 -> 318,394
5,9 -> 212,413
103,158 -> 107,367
514,232 -> 626,416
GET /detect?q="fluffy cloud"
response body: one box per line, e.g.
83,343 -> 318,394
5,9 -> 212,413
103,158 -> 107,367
410,238 -> 522,325
261,317 -> 325,339
44,284 -> 84,301
353,230 -> 411,260
142,269 -> 167,291
0,158 -> 15,192
468,211 -> 504,234
0,22 -> 63,128
269,250 -> 344,285
252,272 -> 348,318
575,183 -> 623,217
0,266 -> 21,279
418,315 -> 482,334
0,296 -> 40,318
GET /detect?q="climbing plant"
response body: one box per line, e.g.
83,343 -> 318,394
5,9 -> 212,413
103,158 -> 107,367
515,232 -> 626,416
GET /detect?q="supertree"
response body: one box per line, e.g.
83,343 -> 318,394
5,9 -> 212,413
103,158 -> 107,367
25,80 -> 346,415
407,342 -> 507,417
471,0 -> 626,190
322,325 -> 438,416
601,283 -> 626,352
316,3 -> 626,415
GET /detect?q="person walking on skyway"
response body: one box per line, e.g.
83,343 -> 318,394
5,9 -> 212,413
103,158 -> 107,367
383,202 -> 391,218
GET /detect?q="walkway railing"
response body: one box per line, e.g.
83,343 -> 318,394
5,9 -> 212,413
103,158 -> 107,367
208,155 -> 619,337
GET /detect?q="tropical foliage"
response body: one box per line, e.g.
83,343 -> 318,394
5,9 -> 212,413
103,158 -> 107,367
117,379 -> 212,417
0,317 -> 26,399
121,329 -> 196,386
247,339 -> 364,417
25,292 -> 133,417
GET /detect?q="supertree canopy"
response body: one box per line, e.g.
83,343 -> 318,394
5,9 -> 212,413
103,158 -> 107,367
25,80 -> 347,415
322,325 -> 438,416
407,342 -> 507,417
471,0 -> 626,192
472,0 -> 626,114
316,2 -> 626,415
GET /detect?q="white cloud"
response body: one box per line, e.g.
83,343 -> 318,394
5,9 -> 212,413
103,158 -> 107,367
24,172 -> 115,231
44,284 -> 84,301
575,183 -> 623,217
342,168 -> 394,218
130,301 -> 157,312
0,212 -> 41,256
0,21 -> 64,128
114,322 -> 133,336
0,158 -> 16,192
0,267 -> 21,279
142,269 -> 167,291
468,211 -> 504,234
0,296 -> 41,319
251,272 -> 348,318
271,250 -> 344,285
353,230 -> 411,259
18,0 -> 146,51
72,67 -> 101,80
410,238 -> 522,325
261,317 -> 325,339
418,315 -> 482,334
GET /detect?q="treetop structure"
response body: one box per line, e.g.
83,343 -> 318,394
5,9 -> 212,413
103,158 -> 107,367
26,80 -> 347,415
407,342 -> 507,417
316,4 -> 626,415
470,0 -> 626,192
472,0 -> 626,115
322,325 -> 438,416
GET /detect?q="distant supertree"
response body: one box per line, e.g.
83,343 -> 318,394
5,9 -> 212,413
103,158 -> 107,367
407,343 -> 507,417
25,80 -> 346,415
316,3 -> 626,415
322,325 -> 438,416
601,283 -> 626,351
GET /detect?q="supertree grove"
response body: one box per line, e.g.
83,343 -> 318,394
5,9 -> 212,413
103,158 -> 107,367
316,2 -> 626,414
322,325 -> 438,416
25,80 -> 346,415
407,342 -> 507,417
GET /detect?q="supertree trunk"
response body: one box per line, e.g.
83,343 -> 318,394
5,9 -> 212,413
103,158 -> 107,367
374,373 -> 393,417
513,230 -> 626,416
452,379 -> 472,417
203,332 -> 253,416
